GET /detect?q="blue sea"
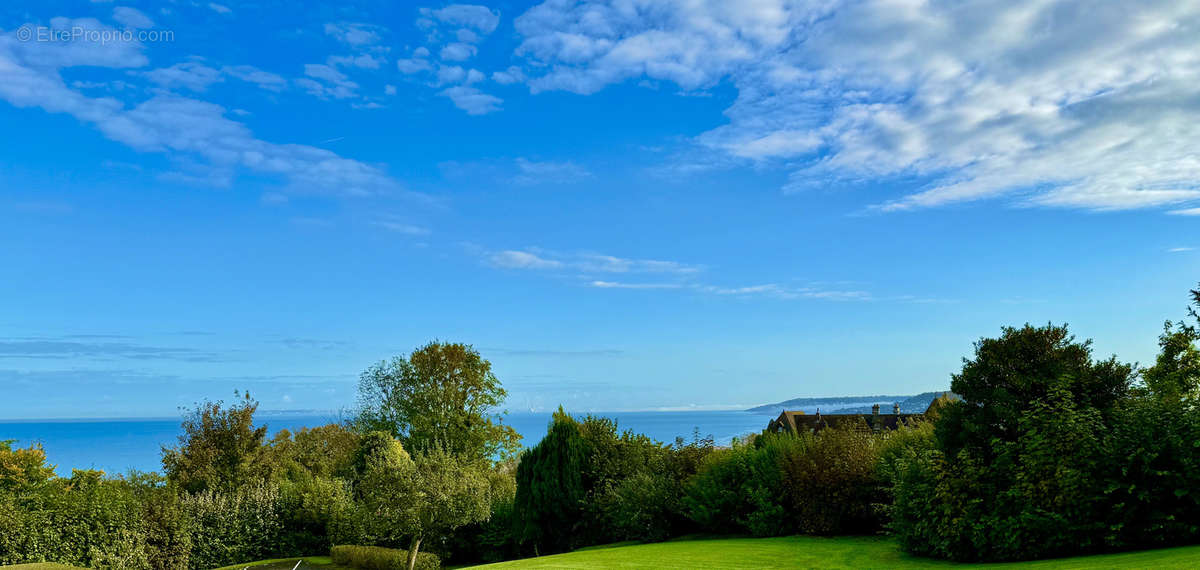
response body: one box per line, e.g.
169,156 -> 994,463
0,410 -> 778,476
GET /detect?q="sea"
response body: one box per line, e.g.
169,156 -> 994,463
0,410 -> 780,476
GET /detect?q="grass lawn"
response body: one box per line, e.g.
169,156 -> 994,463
211,556 -> 350,570
468,535 -> 1200,569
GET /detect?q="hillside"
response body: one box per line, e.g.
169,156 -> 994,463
747,391 -> 949,415
746,394 -> 911,414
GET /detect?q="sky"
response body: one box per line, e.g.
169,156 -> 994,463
0,0 -> 1197,419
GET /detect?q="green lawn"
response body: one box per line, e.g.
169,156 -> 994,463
212,556 -> 348,570
468,536 -> 1200,569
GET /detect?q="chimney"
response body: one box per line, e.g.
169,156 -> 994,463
872,404 -> 880,416
894,402 -> 901,415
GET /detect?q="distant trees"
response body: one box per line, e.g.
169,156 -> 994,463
355,341 -> 521,463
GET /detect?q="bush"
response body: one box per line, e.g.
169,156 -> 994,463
181,483 -> 284,569
683,437 -> 791,537
780,424 -> 889,535
330,545 -> 440,570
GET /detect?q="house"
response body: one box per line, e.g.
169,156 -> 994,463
766,393 -> 955,435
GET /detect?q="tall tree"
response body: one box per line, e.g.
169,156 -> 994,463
512,408 -> 590,554
936,323 -> 1134,457
161,391 -> 270,493
355,341 -> 520,462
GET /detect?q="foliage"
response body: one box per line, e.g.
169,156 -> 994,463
358,446 -> 492,569
0,440 -> 56,494
444,464 -> 519,565
1103,393 -> 1200,549
355,341 -> 521,463
267,423 -> 362,482
892,323 -> 1146,561
1140,320 -> 1200,402
780,423 -> 892,535
512,409 -> 590,554
181,483 -> 285,569
936,323 -> 1133,460
683,436 -> 790,537
350,431 -> 411,486
329,545 -> 440,570
162,392 -> 271,493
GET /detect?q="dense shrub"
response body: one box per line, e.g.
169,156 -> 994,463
890,323 -> 1161,562
683,436 -> 791,537
780,424 -> 890,535
0,471 -> 155,569
181,483 -> 285,569
1103,394 -> 1200,549
330,544 -> 440,570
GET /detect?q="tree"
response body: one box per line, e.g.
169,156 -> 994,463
512,409 -> 590,554
359,446 -> 492,570
0,440 -> 55,494
1141,321 -> 1200,401
161,392 -> 270,493
936,323 -> 1134,457
355,341 -> 521,462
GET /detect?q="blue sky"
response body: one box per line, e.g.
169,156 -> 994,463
1,0 -> 1197,418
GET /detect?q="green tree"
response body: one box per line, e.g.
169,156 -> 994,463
513,409 -> 589,554
161,392 -> 270,493
0,440 -> 56,494
359,446 -> 492,570
355,341 -> 521,462
936,323 -> 1134,458
1141,321 -> 1200,401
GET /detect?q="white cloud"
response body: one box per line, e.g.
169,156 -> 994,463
513,157 -> 591,185
0,31 -> 401,197
511,0 -> 1200,213
701,283 -> 871,301
488,250 -> 564,269
327,53 -> 386,70
143,62 -> 288,93
589,281 -> 683,289
440,85 -> 502,115
208,3 -> 231,15
144,62 -> 223,91
1168,207 -> 1200,216
440,42 -> 477,61
485,248 -> 702,274
397,57 -> 432,74
492,65 -> 525,85
1167,247 -> 1194,252
424,4 -> 501,35
298,63 -> 359,99
223,65 -> 287,91
112,7 -> 154,29
372,220 -> 431,235
324,22 -> 384,46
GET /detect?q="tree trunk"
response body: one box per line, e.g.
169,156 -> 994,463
407,535 -> 423,570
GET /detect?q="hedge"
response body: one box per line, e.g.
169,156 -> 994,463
330,545 -> 440,570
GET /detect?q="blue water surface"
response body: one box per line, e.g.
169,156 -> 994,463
0,410 -> 777,476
